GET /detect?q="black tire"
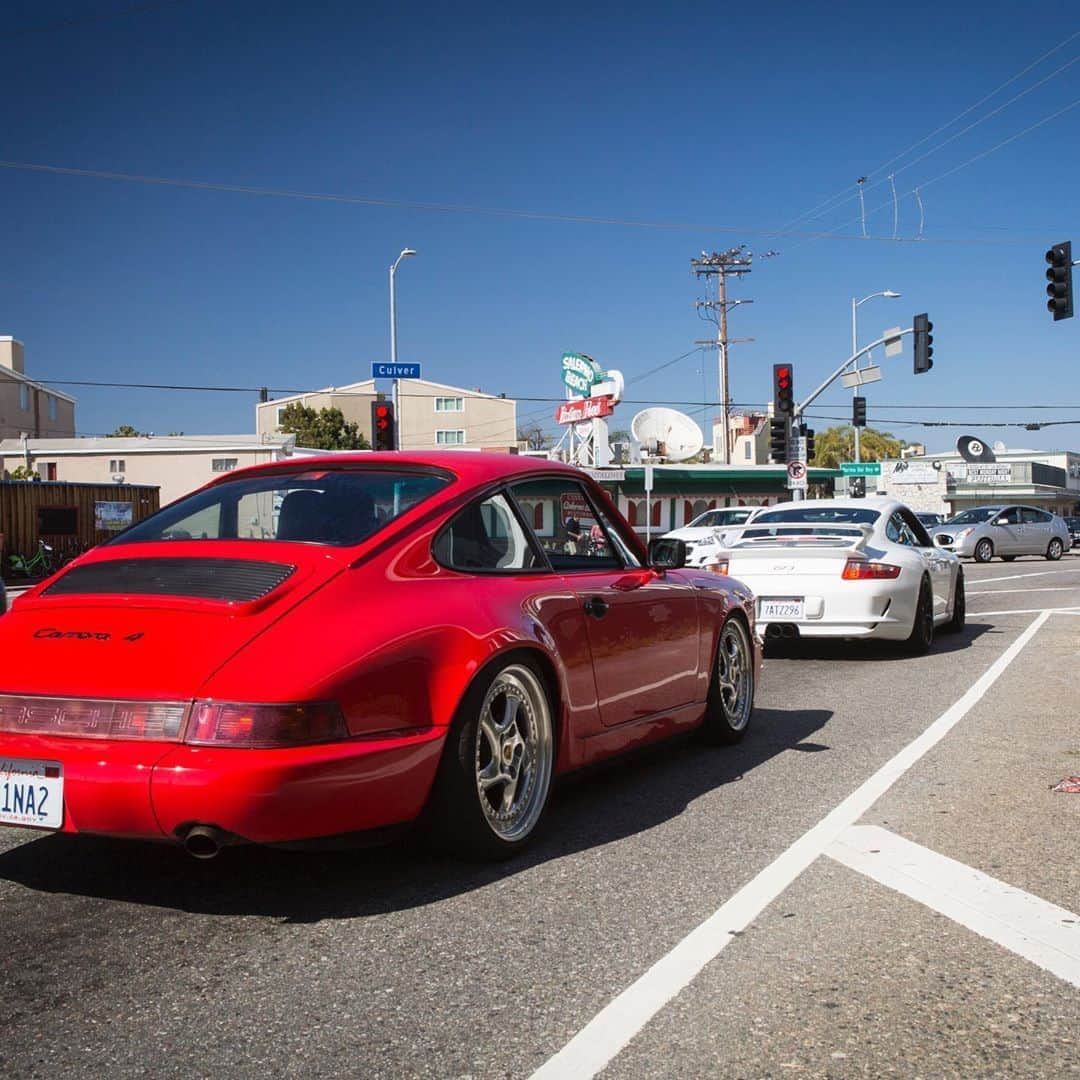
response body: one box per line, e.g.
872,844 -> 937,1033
973,538 -> 994,564
701,615 -> 755,744
1001,555 -> 1016,562
425,658 -> 555,860
942,570 -> 965,634
1046,538 -> 1064,561
903,577 -> 935,655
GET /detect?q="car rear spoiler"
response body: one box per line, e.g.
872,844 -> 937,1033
719,523 -> 874,553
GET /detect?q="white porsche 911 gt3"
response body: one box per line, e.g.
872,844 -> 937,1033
703,497 -> 964,653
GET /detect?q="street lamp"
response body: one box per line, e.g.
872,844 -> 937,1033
389,248 -> 417,450
851,289 -> 900,462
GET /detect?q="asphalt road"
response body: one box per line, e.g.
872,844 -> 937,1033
2,555 -> 1079,1079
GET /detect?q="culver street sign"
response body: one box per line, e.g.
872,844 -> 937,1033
840,462 -> 882,476
372,362 -> 422,379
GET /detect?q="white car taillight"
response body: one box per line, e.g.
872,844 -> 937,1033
841,559 -> 902,580
0,695 -> 186,740
185,701 -> 348,748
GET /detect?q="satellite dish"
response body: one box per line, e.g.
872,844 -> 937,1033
956,435 -> 996,463
993,440 -> 1007,453
631,408 -> 704,462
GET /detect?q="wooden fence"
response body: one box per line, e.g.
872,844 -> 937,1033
0,481 -> 160,579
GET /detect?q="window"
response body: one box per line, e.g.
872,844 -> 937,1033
744,441 -> 752,460
276,406 -> 288,427
19,384 -> 29,410
436,429 -> 466,445
508,477 -> 635,572
433,493 -> 540,572
1021,507 -> 1051,524
43,462 -> 57,482
996,507 -> 1022,525
434,397 -> 464,412
109,459 -> 126,473
48,395 -> 58,421
212,458 -> 239,473
115,468 -> 449,547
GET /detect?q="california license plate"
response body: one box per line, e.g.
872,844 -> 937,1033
759,597 -> 804,620
0,758 -> 63,829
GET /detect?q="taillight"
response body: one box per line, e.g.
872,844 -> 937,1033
0,695 -> 186,740
706,558 -> 730,575
841,559 -> 902,580
185,701 -> 347,748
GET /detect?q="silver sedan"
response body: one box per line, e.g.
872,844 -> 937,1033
930,504 -> 1071,563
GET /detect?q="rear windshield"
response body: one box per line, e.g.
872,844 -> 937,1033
750,507 -> 880,525
113,468 -> 449,547
689,509 -> 753,527
947,507 -> 1000,525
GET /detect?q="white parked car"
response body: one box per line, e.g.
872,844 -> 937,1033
703,497 -> 963,653
663,507 -> 754,567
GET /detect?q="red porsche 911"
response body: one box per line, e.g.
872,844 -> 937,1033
0,453 -> 759,860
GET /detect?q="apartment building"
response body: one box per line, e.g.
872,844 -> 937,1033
256,378 -> 517,451
0,337 -> 76,440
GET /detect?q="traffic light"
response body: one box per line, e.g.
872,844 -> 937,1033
852,396 -> 867,428
801,425 -> 816,462
371,400 -> 395,451
1046,241 -> 1074,321
772,364 -> 794,417
769,416 -> 789,464
913,313 -> 933,374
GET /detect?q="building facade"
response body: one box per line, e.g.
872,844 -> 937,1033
256,378 -> 518,452
0,338 -> 76,440
0,434 -> 299,507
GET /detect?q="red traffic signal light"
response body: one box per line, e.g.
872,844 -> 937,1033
773,363 -> 795,416
371,401 -> 396,451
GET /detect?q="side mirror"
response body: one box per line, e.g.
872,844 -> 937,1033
992,517 -> 1008,527
648,536 -> 687,570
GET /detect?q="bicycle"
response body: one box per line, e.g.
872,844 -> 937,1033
8,540 -> 56,578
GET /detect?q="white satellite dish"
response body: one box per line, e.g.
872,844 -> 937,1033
631,407 -> 704,462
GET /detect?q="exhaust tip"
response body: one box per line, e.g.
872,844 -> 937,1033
183,825 -> 227,860
764,623 -> 800,641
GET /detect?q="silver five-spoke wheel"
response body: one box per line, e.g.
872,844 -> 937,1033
703,616 -> 754,744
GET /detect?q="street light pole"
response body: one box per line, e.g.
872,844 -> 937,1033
389,248 -> 417,450
851,289 -> 900,463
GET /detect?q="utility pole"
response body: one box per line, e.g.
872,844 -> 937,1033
692,247 -> 757,464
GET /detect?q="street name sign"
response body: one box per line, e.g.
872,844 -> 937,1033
840,462 -> 881,476
372,362 -> 422,379
840,365 -> 882,388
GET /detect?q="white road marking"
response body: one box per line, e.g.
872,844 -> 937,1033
968,585 -> 1080,595
964,567 -> 1080,584
530,611 -> 1052,1080
827,825 -> 1080,988
968,606 -> 1080,618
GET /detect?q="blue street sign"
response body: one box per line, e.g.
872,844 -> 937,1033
372,362 -> 422,380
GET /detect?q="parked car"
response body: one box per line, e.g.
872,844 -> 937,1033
1063,516 -> 1080,549
702,496 -> 963,653
0,452 -> 760,860
915,511 -> 945,529
663,507 -> 755,566
930,505 -> 1071,562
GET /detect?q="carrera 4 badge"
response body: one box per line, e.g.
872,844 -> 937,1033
33,629 -> 145,642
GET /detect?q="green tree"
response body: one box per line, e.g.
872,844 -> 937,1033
7,465 -> 39,481
108,424 -> 145,437
812,425 -> 904,469
278,403 -> 370,451
518,425 -> 553,451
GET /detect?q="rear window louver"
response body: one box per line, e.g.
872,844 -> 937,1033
42,558 -> 297,603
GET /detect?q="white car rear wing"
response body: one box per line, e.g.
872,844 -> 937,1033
717,522 -> 874,555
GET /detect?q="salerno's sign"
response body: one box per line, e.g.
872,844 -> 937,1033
555,396 -> 615,424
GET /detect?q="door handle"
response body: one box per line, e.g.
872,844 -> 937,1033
583,596 -> 609,619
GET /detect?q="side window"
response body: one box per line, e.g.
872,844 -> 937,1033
885,514 -> 905,544
1021,508 -> 1049,525
508,477 -> 631,572
433,493 -> 541,572
899,508 -> 932,547
998,507 -> 1022,525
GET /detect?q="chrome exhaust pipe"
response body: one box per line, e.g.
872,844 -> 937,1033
183,825 -> 227,860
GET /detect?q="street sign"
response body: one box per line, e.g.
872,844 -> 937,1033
840,365 -> 882,388
789,436 -> 807,462
372,362 -> 422,379
786,460 -> 808,489
840,462 -> 881,476
883,327 -> 903,357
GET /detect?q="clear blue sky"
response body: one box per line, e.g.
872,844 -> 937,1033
3,1 -> 1078,453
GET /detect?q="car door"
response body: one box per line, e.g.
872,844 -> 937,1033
898,508 -> 953,618
510,476 -> 701,729
1019,507 -> 1050,554
991,506 -> 1023,555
